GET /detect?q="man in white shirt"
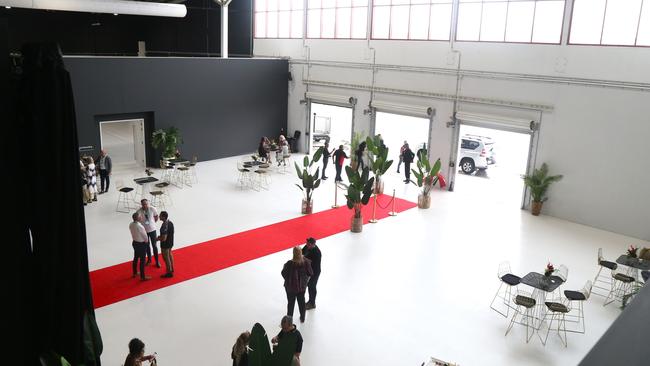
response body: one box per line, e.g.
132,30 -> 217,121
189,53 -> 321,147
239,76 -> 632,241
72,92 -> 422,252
136,199 -> 160,268
129,212 -> 151,281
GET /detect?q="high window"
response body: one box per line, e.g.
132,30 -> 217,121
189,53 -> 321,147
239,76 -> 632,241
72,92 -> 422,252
371,0 -> 453,40
569,0 -> 650,46
255,0 -> 305,38
456,0 -> 565,44
307,0 -> 369,39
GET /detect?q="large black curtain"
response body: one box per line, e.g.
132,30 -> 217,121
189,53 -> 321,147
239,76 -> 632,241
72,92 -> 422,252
8,43 -> 101,365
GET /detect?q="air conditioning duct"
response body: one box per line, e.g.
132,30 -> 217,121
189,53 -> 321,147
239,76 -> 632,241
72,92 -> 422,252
305,91 -> 356,106
370,100 -> 434,118
1,0 -> 187,17
455,111 -> 536,133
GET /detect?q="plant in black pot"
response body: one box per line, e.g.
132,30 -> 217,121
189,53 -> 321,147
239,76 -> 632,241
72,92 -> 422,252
366,135 -> 393,195
522,163 -> 563,216
152,127 -> 182,159
345,166 -> 374,233
295,147 -> 323,214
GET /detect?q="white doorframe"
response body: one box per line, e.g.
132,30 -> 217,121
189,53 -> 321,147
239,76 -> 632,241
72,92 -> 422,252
451,121 -> 538,209
99,118 -> 146,168
307,101 -> 355,155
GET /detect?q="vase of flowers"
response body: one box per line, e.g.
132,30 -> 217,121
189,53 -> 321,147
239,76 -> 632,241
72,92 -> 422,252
627,245 -> 638,258
544,262 -> 555,277
145,168 -> 153,177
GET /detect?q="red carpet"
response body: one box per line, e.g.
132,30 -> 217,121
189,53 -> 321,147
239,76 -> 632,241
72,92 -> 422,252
90,194 -> 416,308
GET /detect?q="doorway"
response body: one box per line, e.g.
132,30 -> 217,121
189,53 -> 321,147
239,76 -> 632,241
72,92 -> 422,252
374,111 -> 431,179
309,102 -> 353,154
99,119 -> 146,171
454,124 -> 532,208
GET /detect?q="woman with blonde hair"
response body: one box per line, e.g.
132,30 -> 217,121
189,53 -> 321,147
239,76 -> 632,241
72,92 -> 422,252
231,331 -> 251,366
281,246 -> 313,323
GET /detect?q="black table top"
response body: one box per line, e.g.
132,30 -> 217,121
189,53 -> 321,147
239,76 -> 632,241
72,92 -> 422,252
616,255 -> 650,270
134,177 -> 159,184
167,158 -> 190,164
521,272 -> 563,292
243,161 -> 265,166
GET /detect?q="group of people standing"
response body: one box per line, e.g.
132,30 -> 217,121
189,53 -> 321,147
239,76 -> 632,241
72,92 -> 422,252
229,237 -> 322,366
79,149 -> 112,205
128,199 -> 175,280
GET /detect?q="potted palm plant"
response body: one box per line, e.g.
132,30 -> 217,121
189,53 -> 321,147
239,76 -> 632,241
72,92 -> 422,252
152,127 -> 182,159
366,136 -> 393,195
411,155 -> 444,209
522,163 -> 563,216
295,147 -> 323,214
345,166 -> 374,232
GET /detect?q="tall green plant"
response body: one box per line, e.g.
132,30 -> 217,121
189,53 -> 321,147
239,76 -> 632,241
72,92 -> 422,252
522,163 -> 563,203
152,127 -> 182,159
366,135 -> 393,185
294,147 -> 324,202
411,155 -> 442,196
345,166 -> 374,218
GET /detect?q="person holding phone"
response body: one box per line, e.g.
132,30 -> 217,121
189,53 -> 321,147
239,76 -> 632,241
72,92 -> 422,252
136,199 -> 160,267
124,338 -> 157,366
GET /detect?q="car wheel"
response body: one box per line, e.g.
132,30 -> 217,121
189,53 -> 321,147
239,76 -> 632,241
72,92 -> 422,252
460,158 -> 475,174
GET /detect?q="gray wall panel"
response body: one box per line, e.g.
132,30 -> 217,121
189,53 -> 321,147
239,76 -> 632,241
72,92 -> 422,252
65,57 -> 288,164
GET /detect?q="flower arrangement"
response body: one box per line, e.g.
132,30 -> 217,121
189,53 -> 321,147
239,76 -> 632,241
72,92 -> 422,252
544,262 -> 555,277
627,245 -> 638,258
145,168 -> 153,176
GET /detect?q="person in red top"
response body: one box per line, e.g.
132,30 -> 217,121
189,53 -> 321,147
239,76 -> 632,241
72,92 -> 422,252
332,145 -> 348,182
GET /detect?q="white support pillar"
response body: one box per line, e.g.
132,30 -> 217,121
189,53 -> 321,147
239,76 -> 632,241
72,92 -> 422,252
214,0 -> 233,58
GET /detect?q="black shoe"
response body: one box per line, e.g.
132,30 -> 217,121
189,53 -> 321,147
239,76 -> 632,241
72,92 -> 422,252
92,197 -> 97,201
306,303 -> 315,310
397,171 -> 400,173
146,260 -> 151,266
155,263 -> 161,268
300,315 -> 305,323
161,273 -> 173,278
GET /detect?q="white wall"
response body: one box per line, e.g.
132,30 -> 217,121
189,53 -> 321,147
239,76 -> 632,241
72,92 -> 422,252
258,37 -> 650,241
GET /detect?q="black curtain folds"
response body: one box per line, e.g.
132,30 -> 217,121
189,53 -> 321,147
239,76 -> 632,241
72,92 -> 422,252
10,43 -> 101,365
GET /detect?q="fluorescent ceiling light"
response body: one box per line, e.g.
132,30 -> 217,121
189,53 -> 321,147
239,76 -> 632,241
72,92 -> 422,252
0,0 -> 187,17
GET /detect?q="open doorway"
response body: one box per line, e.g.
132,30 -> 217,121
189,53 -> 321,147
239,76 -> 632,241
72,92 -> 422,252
454,124 -> 532,207
99,119 -> 146,172
309,102 -> 353,154
374,111 -> 430,179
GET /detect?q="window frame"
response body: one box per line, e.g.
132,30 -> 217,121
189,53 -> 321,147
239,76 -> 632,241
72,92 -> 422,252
254,0 -> 305,39
567,0 -> 650,48
370,0 -> 453,41
454,0 -> 566,45
306,0 -> 369,40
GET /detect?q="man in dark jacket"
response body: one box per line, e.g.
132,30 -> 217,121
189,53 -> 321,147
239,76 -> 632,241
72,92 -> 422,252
402,143 -> 415,183
302,237 -> 322,310
332,145 -> 348,182
96,149 -> 112,193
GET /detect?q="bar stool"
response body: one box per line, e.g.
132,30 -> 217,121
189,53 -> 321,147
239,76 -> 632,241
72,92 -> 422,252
563,280 -> 592,334
237,163 -> 252,190
593,248 -> 617,297
176,165 -> 192,187
505,290 -> 537,343
604,268 -> 636,306
115,179 -> 135,213
490,261 -> 521,318
160,160 -> 174,182
153,181 -> 172,206
187,156 -> 198,184
542,298 -> 571,347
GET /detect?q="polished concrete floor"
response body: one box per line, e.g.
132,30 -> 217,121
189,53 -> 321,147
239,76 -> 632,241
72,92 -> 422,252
85,155 -> 646,366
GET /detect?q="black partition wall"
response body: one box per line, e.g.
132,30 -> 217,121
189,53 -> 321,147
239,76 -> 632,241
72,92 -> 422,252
65,57 -> 288,165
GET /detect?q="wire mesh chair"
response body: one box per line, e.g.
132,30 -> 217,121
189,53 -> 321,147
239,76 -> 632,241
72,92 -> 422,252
490,261 -> 521,318
505,289 -> 537,343
592,248 -> 617,297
